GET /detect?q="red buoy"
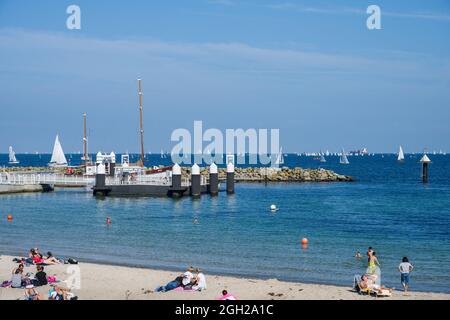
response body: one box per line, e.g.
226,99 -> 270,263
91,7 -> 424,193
301,238 -> 308,245
7,214 -> 13,221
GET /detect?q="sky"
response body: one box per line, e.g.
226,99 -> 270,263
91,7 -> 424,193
0,0 -> 449,154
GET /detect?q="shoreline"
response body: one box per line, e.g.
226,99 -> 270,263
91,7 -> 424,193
1,255 -> 449,300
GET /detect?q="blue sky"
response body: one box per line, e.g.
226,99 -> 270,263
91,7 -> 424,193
0,0 -> 449,153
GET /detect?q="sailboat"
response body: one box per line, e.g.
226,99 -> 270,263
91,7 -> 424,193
339,149 -> 349,165
320,154 -> 327,163
48,135 -> 68,167
397,146 -> 405,162
8,146 -> 19,164
274,147 -> 284,167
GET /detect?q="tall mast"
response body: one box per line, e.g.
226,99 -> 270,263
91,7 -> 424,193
83,112 -> 88,166
138,78 -> 145,166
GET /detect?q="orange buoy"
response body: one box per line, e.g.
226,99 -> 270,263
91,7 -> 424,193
106,217 -> 111,225
301,238 -> 308,245
7,214 -> 13,221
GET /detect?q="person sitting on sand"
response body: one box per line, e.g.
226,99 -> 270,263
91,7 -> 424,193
11,268 -> 25,288
182,267 -> 195,288
192,268 -> 207,291
12,263 -> 24,275
24,284 -> 43,300
359,274 -> 392,296
49,286 -> 68,300
217,290 -> 238,300
32,265 -> 48,287
155,275 -> 184,292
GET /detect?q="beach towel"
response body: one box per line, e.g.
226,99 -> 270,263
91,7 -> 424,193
218,293 -> 238,300
173,287 -> 196,292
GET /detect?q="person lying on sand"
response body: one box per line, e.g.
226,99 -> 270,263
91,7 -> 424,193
155,275 -> 183,292
217,290 -> 238,300
360,274 -> 393,296
29,248 -> 60,265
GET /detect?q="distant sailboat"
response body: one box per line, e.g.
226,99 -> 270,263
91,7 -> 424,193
320,154 -> 327,163
48,135 -> 68,167
276,147 -> 284,165
339,149 -> 349,165
8,146 -> 19,164
397,146 -> 405,162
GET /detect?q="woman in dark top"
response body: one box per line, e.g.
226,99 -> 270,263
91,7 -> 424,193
33,265 -> 48,286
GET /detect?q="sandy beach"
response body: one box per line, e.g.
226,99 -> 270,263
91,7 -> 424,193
1,255 -> 448,300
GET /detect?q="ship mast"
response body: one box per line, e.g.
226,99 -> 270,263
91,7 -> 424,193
138,78 -> 145,167
83,112 -> 88,166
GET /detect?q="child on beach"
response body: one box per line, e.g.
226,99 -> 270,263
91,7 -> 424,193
398,257 -> 414,293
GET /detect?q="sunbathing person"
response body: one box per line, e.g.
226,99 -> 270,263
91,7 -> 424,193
155,275 -> 184,292
192,268 -> 207,291
359,274 -> 392,296
11,268 -> 25,288
218,290 -> 238,300
32,265 -> 48,287
30,248 -> 60,265
24,285 -> 43,300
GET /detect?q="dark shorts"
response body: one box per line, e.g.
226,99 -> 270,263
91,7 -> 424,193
401,273 -> 410,285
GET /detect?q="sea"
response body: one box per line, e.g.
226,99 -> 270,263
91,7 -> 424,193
0,153 -> 449,293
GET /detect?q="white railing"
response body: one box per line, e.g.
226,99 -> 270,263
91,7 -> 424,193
0,173 -> 94,186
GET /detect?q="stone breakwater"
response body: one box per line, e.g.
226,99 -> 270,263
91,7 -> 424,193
189,167 -> 353,182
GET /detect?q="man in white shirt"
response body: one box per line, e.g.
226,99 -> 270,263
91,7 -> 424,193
182,267 -> 194,287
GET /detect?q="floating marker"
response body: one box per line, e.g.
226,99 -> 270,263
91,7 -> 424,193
301,238 -> 308,245
7,214 -> 13,221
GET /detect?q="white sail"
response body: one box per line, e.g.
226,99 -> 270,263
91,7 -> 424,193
320,154 -> 326,163
8,146 -> 19,164
49,135 -> 68,167
275,147 -> 284,165
397,146 -> 405,161
340,149 -> 349,164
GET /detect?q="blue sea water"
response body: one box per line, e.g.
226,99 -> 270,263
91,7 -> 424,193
0,153 -> 449,293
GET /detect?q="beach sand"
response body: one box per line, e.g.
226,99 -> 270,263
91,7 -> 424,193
1,255 -> 448,300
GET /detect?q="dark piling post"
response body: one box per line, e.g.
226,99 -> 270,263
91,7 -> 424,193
420,154 -> 431,183
191,163 -> 201,197
95,163 -> 106,188
209,162 -> 219,196
226,162 -> 235,194
172,163 -> 182,189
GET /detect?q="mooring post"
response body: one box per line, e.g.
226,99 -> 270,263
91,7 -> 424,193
172,163 -> 182,189
420,154 -> 431,183
209,162 -> 219,196
95,163 -> 106,188
191,163 -> 201,197
226,162 -> 235,194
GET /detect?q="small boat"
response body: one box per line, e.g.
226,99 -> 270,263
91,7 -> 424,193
275,147 -> 284,166
48,134 -> 68,167
339,149 -> 349,165
397,146 -> 405,162
8,146 -> 19,164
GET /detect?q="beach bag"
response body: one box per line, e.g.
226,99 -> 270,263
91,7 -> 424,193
67,258 -> 78,264
47,276 -> 57,283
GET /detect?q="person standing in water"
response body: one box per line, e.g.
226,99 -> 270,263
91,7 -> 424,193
398,257 -> 414,294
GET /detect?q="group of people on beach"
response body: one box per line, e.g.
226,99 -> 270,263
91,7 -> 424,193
355,246 -> 414,296
1,248 -> 78,300
155,266 -> 207,292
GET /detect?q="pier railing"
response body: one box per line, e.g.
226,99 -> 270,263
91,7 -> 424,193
0,172 -> 95,186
